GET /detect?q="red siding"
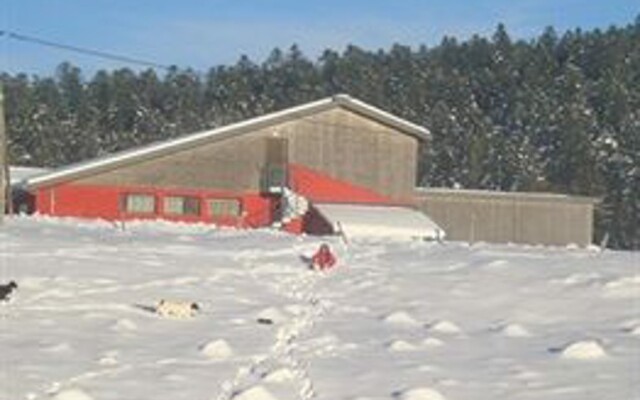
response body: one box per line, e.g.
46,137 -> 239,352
288,164 -> 397,204
35,183 -> 275,228
30,164 -> 409,233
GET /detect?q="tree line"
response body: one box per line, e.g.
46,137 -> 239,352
1,19 -> 639,249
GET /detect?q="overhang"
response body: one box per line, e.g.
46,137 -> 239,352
314,203 -> 444,241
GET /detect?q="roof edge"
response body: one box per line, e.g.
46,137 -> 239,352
25,95 -> 429,189
415,187 -> 600,205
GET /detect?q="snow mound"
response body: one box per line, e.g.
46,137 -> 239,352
387,339 -> 417,352
51,389 -> 94,400
395,387 -> 447,400
256,307 -> 288,324
111,318 -> 137,332
603,275 -> 640,298
383,311 -> 420,327
44,342 -> 72,353
232,385 -> 280,400
262,367 -> 296,383
200,339 -> 233,360
422,337 -> 445,348
560,340 -> 607,360
500,323 -> 531,338
284,304 -> 305,316
428,320 -> 461,334
98,354 -> 118,366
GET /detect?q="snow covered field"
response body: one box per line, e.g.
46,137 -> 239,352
0,217 -> 638,400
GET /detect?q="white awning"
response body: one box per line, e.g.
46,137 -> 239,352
314,203 -> 445,241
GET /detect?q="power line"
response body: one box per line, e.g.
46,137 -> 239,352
0,29 -> 172,70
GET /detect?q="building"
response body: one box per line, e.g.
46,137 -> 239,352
415,188 -> 598,247
17,95 -> 442,239
15,94 -> 597,245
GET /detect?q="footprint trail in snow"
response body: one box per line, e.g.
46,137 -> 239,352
215,267 -> 330,400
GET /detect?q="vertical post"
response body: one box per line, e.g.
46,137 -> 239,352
0,82 -> 7,220
0,82 -> 7,222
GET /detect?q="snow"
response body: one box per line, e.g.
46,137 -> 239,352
9,166 -> 50,185
396,387 -> 448,400
559,340 -> 608,360
498,323 -> 532,338
314,203 -> 444,240
427,320 -> 462,334
1,216 -> 639,400
200,339 -> 234,360
382,310 -> 421,327
51,389 -> 94,400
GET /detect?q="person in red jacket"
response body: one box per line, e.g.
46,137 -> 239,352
310,243 -> 337,271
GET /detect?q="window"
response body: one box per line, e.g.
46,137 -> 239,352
208,198 -> 241,217
123,193 -> 156,214
163,196 -> 200,216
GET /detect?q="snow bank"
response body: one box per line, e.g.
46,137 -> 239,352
427,320 -> 462,334
603,275 -> 640,298
387,339 -> 417,352
499,323 -> 531,338
395,387 -> 447,400
560,340 -> 607,360
382,311 -> 421,327
200,339 -> 234,360
232,385 -> 279,400
421,337 -> 445,348
262,367 -> 296,383
51,389 -> 94,400
111,318 -> 137,332
2,217 -> 638,400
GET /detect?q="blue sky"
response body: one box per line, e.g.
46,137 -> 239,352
1,0 -> 638,75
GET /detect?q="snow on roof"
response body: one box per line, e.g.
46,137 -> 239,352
24,94 -> 430,189
314,203 -> 444,241
9,166 -> 50,185
416,187 -> 599,204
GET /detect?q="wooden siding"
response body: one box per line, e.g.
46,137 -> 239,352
73,107 -> 419,199
284,108 -> 417,199
415,190 -> 595,246
76,132 -> 270,191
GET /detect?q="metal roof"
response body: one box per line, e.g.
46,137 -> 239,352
415,187 -> 599,205
25,94 -> 430,189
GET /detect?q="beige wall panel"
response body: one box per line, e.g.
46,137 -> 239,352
75,130 -> 272,191
72,106 -> 420,199
283,108 -> 418,199
415,192 -> 594,247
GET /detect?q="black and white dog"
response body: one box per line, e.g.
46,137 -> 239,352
0,281 -> 18,302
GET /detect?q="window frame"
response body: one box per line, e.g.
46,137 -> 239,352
163,195 -> 201,216
121,193 -> 157,215
207,198 -> 242,218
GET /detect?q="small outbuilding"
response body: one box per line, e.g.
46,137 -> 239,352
415,188 -> 598,247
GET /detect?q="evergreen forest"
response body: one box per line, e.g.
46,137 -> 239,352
1,19 -> 639,249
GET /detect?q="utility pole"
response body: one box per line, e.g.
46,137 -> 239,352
0,82 -> 10,221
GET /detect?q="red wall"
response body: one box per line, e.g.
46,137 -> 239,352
31,164 -> 411,232
288,164 -> 409,205
35,183 -> 275,228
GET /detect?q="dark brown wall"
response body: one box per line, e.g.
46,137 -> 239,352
415,190 -> 595,247
74,107 -> 419,199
